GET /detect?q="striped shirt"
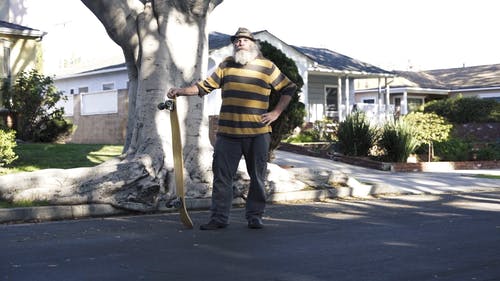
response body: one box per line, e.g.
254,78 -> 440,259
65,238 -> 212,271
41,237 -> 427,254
197,56 -> 297,137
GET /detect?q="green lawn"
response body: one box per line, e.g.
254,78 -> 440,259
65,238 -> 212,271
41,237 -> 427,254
0,143 -> 124,175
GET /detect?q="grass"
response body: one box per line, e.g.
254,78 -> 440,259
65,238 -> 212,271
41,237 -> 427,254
0,143 -> 124,208
0,143 -> 124,175
0,200 -> 51,208
473,174 -> 500,180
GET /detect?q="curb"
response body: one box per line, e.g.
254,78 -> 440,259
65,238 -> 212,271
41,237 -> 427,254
0,188 -> 351,224
1,180 -> 495,224
0,204 -> 128,224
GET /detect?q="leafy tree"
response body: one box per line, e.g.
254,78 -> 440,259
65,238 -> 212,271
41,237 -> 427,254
403,112 -> 452,161
2,70 -> 71,142
260,41 -> 306,159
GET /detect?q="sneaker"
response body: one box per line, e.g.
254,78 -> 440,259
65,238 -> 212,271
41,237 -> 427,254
199,220 -> 228,230
247,218 -> 264,229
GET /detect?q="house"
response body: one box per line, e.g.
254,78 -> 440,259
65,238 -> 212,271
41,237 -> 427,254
55,30 -> 393,144
0,20 -> 46,127
207,31 -> 394,122
356,64 -> 500,116
54,64 -> 129,144
0,20 -> 46,86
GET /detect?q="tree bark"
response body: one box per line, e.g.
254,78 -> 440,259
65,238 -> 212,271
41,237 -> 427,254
0,0 -> 222,212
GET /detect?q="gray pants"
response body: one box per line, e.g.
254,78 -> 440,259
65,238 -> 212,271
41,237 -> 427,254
210,134 -> 270,224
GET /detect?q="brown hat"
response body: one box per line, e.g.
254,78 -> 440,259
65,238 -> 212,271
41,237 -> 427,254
230,27 -> 255,42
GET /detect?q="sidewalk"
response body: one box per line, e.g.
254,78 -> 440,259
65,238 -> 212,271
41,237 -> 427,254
273,150 -> 500,196
1,150 -> 499,224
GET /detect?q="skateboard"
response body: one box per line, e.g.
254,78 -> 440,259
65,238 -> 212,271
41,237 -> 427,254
158,98 -> 194,229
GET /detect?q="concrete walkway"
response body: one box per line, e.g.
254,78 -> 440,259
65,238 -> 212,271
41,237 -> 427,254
273,150 -> 500,195
1,150 -> 498,224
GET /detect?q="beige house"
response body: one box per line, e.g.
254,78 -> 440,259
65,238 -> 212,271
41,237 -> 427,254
0,19 -> 45,85
0,20 -> 46,126
356,64 -> 500,117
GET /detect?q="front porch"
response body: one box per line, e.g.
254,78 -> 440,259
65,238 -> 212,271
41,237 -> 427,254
306,73 -> 396,124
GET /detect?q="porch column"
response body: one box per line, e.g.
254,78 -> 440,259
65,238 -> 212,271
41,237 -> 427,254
344,76 -> 350,116
337,76 -> 342,121
402,90 -> 408,115
377,78 -> 382,118
385,78 -> 391,117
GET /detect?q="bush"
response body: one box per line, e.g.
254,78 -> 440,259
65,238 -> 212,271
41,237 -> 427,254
434,137 -> 471,161
2,69 -> 72,142
379,119 -> 419,162
474,143 -> 500,161
337,111 -> 376,156
0,128 -> 18,167
285,129 -> 320,143
260,41 -> 306,157
423,96 -> 499,123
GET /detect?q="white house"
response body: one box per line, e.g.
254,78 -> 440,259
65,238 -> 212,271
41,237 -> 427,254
55,30 -> 394,143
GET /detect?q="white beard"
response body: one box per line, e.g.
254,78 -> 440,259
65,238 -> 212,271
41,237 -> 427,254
234,48 -> 259,65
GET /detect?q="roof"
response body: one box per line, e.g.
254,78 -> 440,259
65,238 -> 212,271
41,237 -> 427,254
394,64 -> 500,90
208,31 -> 393,77
62,30 -> 393,79
0,20 -> 46,39
293,46 -> 392,76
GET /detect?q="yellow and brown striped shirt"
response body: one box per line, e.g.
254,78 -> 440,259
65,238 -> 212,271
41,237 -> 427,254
197,56 -> 297,137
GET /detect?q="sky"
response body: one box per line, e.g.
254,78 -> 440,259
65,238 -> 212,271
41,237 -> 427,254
208,0 -> 500,71
16,0 -> 500,74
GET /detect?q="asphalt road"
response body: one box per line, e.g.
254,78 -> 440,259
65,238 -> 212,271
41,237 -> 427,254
1,192 -> 500,281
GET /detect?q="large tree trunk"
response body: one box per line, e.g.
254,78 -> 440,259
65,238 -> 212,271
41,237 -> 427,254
0,0 -> 310,212
0,0 -> 221,212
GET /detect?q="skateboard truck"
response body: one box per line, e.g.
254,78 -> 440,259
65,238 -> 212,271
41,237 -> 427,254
158,100 -> 175,111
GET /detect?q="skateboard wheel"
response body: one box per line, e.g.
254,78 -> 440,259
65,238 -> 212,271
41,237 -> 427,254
165,100 -> 175,111
168,198 -> 182,208
157,100 -> 175,111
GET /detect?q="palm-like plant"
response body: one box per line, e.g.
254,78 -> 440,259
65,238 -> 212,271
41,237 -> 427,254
379,118 -> 419,162
337,111 -> 376,156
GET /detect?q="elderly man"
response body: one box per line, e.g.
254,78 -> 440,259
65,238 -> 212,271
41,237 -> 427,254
167,27 -> 297,230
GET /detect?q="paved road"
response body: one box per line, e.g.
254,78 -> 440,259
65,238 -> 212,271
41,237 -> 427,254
2,191 -> 500,281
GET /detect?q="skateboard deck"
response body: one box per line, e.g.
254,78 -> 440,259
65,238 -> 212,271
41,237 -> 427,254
158,98 -> 194,229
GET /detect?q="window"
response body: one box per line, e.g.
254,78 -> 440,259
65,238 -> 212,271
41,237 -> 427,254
0,40 -> 11,80
102,82 -> 114,91
407,98 -> 424,112
395,96 -> 424,113
78,87 -> 89,94
325,86 -> 338,118
81,91 -> 118,115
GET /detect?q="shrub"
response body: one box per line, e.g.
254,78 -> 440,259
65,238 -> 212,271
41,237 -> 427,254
423,96 -> 499,123
260,41 -> 306,157
337,111 -> 376,156
474,143 -> 500,161
0,128 -> 18,167
434,137 -> 471,161
2,69 -> 72,142
379,119 -> 419,162
285,129 -> 320,143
